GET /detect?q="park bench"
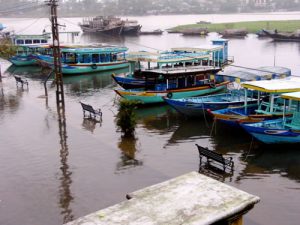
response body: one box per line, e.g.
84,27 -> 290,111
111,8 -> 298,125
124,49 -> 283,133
195,144 -> 234,172
80,102 -> 102,120
14,75 -> 28,88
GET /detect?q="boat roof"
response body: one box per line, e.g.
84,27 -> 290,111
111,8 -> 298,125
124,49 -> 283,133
281,92 -> 300,101
217,66 -> 291,82
126,51 -> 210,63
61,46 -> 128,53
242,76 -> 300,93
11,34 -> 51,39
171,45 -> 223,52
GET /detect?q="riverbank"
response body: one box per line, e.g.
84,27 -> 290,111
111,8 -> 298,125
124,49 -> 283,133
170,20 -> 300,33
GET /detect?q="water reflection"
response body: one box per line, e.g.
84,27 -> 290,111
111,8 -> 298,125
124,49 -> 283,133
238,145 -> 300,183
63,68 -> 128,94
81,32 -> 125,45
0,86 -> 24,117
56,108 -> 74,223
81,117 -> 101,133
116,135 -> 143,172
168,118 -> 211,145
136,105 -> 180,134
6,65 -> 50,80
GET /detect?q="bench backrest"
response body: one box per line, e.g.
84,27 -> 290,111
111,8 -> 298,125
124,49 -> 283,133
196,144 -> 225,162
81,102 -> 95,113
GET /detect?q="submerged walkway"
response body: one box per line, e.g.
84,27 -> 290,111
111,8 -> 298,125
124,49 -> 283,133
65,171 -> 260,225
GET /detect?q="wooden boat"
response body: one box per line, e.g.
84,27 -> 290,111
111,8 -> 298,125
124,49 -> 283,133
262,29 -> 300,42
9,34 -> 50,66
122,19 -> 142,35
240,92 -> 300,144
79,16 -> 124,35
220,29 -> 248,38
209,77 -> 300,127
164,91 -> 257,117
115,81 -> 229,104
35,45 -> 129,75
139,29 -> 163,35
181,28 -> 208,36
113,40 -> 232,89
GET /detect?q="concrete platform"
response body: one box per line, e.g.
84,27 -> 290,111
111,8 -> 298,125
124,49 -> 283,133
65,171 -> 260,225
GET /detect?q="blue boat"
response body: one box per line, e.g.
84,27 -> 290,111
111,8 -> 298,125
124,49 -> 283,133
241,92 -> 300,144
35,45 -> 129,75
209,77 -> 300,127
164,91 -> 257,117
113,39 -> 233,89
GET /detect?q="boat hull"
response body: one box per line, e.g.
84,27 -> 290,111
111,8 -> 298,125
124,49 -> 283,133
112,74 -> 157,89
36,55 -> 129,74
80,25 -> 123,35
164,94 -> 257,117
241,120 -> 300,144
115,82 -> 229,104
122,25 -> 142,35
9,56 -> 37,66
208,104 -> 283,127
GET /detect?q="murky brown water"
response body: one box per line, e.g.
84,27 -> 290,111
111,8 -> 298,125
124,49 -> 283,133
1,14 -> 300,225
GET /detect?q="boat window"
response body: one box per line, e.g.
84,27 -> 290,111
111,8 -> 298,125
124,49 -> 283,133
100,54 -> 106,62
80,54 -> 90,63
92,54 -> 99,63
33,39 -> 40,44
16,40 -> 24,45
25,39 -> 33,44
41,40 -> 47,44
111,54 -> 117,61
65,53 -> 77,64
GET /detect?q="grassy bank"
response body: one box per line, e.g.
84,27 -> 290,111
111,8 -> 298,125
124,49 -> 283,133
171,20 -> 300,33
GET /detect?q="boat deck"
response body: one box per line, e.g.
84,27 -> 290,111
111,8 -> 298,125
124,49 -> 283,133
144,65 -> 220,75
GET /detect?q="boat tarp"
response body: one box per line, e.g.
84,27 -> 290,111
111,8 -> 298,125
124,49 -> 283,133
217,66 -> 291,82
61,47 -> 128,54
126,51 -> 210,63
171,45 -> 223,53
242,76 -> 300,93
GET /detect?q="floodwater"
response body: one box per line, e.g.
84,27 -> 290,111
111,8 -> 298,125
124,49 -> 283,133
1,13 -> 300,225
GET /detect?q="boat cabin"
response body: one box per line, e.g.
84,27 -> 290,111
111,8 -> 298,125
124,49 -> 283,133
60,46 -> 128,65
11,34 -> 50,46
241,77 -> 300,114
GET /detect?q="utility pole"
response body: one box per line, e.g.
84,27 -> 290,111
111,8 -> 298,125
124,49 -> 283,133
47,0 -> 65,110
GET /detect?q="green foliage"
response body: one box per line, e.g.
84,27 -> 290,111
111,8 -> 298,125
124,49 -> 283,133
171,20 -> 300,33
116,99 -> 139,136
0,38 -> 17,59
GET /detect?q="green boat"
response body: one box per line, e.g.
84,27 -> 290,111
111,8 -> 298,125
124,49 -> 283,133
35,46 -> 129,75
115,81 -> 229,104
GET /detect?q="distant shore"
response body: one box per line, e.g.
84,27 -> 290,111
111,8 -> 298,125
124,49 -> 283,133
170,20 -> 300,33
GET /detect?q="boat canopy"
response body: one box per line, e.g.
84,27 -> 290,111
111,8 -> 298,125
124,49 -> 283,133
171,45 -> 223,53
61,47 -> 128,54
126,51 -> 210,63
281,92 -> 300,101
241,77 -> 300,93
217,66 -> 291,82
11,34 -> 51,46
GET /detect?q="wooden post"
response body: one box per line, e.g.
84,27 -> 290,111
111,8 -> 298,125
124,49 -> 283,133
48,0 -> 65,110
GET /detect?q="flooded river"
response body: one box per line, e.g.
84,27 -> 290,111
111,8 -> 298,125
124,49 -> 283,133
1,13 -> 300,225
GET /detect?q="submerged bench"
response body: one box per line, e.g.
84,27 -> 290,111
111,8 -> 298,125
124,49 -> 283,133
80,102 -> 102,120
14,75 -> 28,87
195,144 -> 234,172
